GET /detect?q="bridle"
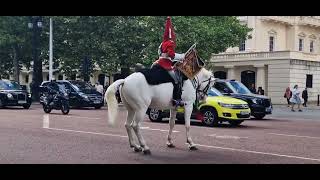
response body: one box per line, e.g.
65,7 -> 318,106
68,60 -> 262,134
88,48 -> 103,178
192,74 -> 214,100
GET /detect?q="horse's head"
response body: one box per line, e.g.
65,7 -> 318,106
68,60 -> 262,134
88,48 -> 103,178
195,68 -> 215,100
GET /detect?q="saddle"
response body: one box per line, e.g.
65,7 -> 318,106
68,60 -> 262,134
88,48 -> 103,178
139,65 -> 185,86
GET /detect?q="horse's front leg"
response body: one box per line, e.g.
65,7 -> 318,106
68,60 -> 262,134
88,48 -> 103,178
184,104 -> 198,151
167,109 -> 177,148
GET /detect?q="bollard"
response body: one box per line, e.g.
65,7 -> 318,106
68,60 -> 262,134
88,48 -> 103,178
318,95 -> 320,106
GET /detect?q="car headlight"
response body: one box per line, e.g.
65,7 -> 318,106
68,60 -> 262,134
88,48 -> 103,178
81,94 -> 89,101
7,93 -> 13,99
252,98 -> 257,104
28,94 -> 32,98
218,102 -> 235,108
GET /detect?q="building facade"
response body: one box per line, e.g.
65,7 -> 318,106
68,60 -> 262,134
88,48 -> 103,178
210,16 -> 320,104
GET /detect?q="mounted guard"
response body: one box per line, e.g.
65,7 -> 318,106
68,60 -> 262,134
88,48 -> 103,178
153,16 -> 186,107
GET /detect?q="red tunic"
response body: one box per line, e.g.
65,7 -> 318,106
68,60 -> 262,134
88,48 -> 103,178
157,40 -> 175,70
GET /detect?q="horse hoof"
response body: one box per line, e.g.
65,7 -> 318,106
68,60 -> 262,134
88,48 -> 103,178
133,147 -> 142,152
143,149 -> 151,155
167,143 -> 175,148
189,146 -> 198,151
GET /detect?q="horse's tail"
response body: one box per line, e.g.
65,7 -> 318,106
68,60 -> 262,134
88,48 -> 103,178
105,79 -> 125,126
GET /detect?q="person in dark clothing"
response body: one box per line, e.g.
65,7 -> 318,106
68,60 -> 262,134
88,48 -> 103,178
249,83 -> 256,94
302,88 -> 308,107
257,87 -> 265,95
46,79 -> 60,105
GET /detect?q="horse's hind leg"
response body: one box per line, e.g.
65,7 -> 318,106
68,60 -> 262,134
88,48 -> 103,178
132,109 -> 151,155
167,109 -> 177,148
125,109 -> 142,152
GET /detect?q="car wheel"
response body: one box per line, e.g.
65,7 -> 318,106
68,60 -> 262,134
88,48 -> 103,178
253,114 -> 265,120
228,120 -> 244,126
148,109 -> 163,122
176,116 -> 185,122
94,105 -> 103,109
0,99 -> 3,108
201,107 -> 219,127
23,104 -> 31,109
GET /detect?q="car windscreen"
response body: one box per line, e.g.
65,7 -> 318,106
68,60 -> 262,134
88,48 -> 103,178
228,81 -> 252,94
0,80 -> 22,90
208,87 -> 223,97
73,82 -> 94,91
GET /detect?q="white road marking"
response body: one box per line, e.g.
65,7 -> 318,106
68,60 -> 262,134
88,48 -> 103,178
43,114 -> 49,128
268,133 -> 320,140
141,126 -> 179,133
208,134 -> 248,139
193,143 -> 320,162
44,127 -> 128,138
50,115 -> 102,120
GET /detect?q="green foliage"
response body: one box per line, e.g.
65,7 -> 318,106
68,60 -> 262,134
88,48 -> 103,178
0,16 -> 251,78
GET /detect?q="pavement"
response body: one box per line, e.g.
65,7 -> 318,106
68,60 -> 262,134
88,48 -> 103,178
0,104 -> 320,164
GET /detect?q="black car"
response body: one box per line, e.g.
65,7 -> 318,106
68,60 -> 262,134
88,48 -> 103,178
0,79 -> 32,109
213,79 -> 272,120
40,80 -> 104,109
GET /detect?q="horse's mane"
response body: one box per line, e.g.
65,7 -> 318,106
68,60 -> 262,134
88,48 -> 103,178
200,68 -> 213,77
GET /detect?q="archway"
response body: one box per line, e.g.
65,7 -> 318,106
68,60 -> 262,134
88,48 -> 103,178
214,71 -> 227,79
241,70 -> 256,89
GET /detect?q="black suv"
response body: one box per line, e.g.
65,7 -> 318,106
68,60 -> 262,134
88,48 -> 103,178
40,80 -> 104,109
214,79 -> 272,120
0,79 -> 32,109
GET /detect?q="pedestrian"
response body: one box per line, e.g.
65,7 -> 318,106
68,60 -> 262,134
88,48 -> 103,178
257,87 -> 265,95
302,88 -> 308,107
95,82 -> 104,95
249,83 -> 256,94
290,85 -> 302,112
284,87 -> 292,107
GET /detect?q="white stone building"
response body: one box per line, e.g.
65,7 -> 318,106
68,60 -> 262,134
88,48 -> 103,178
210,16 -> 320,104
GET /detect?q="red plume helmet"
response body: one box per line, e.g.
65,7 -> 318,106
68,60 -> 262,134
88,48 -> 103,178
163,16 -> 176,46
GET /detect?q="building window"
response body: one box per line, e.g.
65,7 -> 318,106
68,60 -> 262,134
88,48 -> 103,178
239,40 -> 245,51
310,41 -> 314,53
58,75 -> 63,80
299,39 -> 304,51
306,74 -> 313,88
269,36 -> 274,52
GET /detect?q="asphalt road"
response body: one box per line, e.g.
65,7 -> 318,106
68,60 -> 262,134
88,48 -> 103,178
0,104 -> 320,164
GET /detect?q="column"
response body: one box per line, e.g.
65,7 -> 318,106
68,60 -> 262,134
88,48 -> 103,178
224,65 -> 235,80
255,65 -> 266,90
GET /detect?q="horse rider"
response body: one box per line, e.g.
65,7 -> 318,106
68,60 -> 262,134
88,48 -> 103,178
153,16 -> 185,107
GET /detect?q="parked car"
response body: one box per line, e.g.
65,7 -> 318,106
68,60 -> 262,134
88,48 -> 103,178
146,87 -> 250,127
213,79 -> 272,120
0,79 -> 32,109
40,80 -> 104,109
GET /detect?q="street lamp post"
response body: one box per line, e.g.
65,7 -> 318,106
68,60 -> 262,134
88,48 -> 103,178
28,16 -> 43,102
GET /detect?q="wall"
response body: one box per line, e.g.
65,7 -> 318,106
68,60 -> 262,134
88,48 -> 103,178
267,60 -> 291,104
289,60 -> 320,102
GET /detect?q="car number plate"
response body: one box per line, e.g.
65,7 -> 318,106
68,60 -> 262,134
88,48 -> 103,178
94,100 -> 100,104
18,100 -> 27,104
240,111 -> 249,115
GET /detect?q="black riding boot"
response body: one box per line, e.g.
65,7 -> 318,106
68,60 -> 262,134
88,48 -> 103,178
168,70 -> 184,107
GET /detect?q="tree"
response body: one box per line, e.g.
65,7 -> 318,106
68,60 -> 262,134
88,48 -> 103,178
0,16 -> 251,81
0,16 -> 32,80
